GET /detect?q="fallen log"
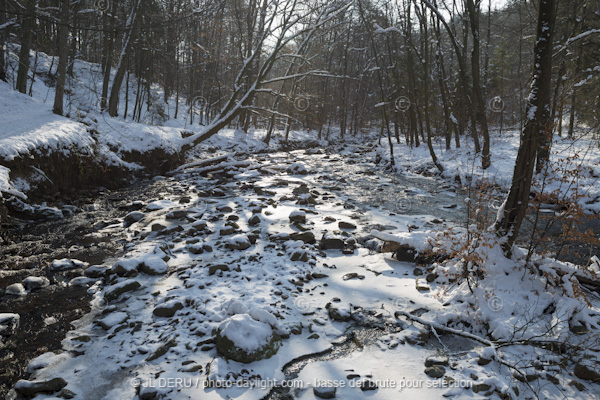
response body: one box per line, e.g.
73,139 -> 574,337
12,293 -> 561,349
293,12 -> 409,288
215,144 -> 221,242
167,154 -> 230,175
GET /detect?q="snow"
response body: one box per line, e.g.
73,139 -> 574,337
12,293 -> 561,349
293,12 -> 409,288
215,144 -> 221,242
0,81 -> 96,162
27,352 -> 70,373
50,258 -> 88,271
218,314 -> 275,353
11,143 -> 598,400
375,129 -> 600,214
98,312 -> 129,330
1,44 -> 599,400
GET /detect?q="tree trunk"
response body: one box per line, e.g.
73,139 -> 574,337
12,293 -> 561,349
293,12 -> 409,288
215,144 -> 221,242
465,0 -> 491,169
52,0 -> 69,116
108,0 -> 142,117
495,0 -> 556,254
0,0 -> 7,82
16,0 -> 36,94
100,1 -> 114,112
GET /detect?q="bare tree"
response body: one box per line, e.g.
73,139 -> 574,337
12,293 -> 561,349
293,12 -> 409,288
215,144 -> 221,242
495,0 -> 557,254
108,0 -> 142,117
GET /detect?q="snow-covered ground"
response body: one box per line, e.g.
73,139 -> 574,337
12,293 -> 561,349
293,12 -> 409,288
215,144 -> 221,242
376,129 -> 600,213
1,44 -> 599,400
0,46 -> 322,201
10,148 -> 598,400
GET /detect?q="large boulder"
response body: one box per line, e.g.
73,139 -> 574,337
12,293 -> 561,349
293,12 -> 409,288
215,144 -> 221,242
216,314 -> 281,363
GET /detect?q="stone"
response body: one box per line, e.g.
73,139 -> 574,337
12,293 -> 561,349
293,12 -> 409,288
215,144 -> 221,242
98,312 -> 129,330
425,365 -> 446,378
50,258 -> 88,271
290,251 -> 309,262
104,280 -> 141,302
138,258 -> 168,275
189,244 -> 204,254
393,244 -> 417,261
227,234 -> 251,250
290,231 -> 316,244
338,221 -> 356,230
58,388 -> 76,399
153,300 -> 184,318
472,384 -> 492,393
6,283 -> 26,296
209,265 -> 230,275
220,226 -> 235,236
248,214 -> 261,226
358,379 -> 377,391
146,338 -> 177,361
343,273 -> 359,281
314,386 -> 336,399
569,380 -> 587,391
84,265 -> 109,278
111,259 -> 139,277
124,211 -> 145,225
416,278 -> 430,291
574,362 -> 600,382
151,223 -> 167,232
0,313 -> 20,336
22,276 -> 50,291
216,314 -> 281,363
328,305 -> 351,322
293,184 -> 310,195
14,378 -> 68,396
425,356 -> 449,367
166,210 -> 187,220
477,356 -> 492,366
320,233 -> 345,250
289,210 -> 307,223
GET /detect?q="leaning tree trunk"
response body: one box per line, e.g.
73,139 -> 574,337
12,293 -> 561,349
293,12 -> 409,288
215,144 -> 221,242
108,0 -> 141,117
495,0 -> 556,254
52,0 -> 70,115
